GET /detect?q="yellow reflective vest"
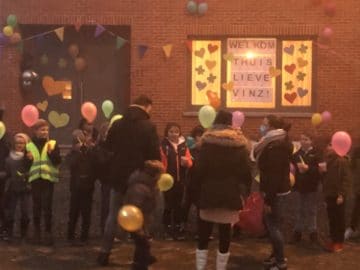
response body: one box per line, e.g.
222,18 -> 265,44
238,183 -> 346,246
26,140 -> 59,183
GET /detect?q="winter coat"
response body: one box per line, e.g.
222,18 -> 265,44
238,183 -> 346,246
4,152 -> 29,193
351,146 -> 360,196
123,170 -> 158,223
292,148 -> 322,193
105,106 -> 160,193
258,137 -> 293,205
184,147 -> 201,206
322,153 -> 352,198
0,135 -> 10,183
93,140 -> 113,185
196,126 -> 252,211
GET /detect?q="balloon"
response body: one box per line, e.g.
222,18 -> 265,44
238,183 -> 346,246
254,174 -> 260,183
198,2 -> 208,15
81,102 -> 97,123
321,27 -> 333,39
321,111 -> 332,122
187,0 -> 197,14
0,121 -> 6,140
324,1 -> 336,17
68,44 -> 79,58
232,111 -> 245,128
7,14 -> 18,27
110,114 -> 123,127
198,105 -> 216,128
75,57 -> 87,72
311,113 -> 322,126
0,33 -> 9,46
9,32 -> 21,44
101,100 -> 114,119
3,26 -> 13,37
117,205 -> 144,232
158,173 -> 174,192
290,173 -> 295,187
21,105 -> 39,127
331,131 -> 352,157
186,136 -> 196,149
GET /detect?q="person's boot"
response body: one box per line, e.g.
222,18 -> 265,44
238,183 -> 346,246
216,250 -> 230,270
20,219 -> 29,241
290,231 -> 302,244
195,249 -> 208,270
97,251 -> 110,266
43,232 -> 54,246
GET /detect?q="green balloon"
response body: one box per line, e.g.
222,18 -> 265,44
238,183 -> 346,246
102,100 -> 114,118
198,105 -> 216,128
7,14 -> 17,27
110,114 -> 123,127
0,121 -> 6,140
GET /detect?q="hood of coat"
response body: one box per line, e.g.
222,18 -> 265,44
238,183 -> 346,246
124,105 -> 150,121
201,125 -> 249,148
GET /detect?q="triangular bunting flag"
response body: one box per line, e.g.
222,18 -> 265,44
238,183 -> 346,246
138,45 -> 148,59
94,24 -> 106,38
185,40 -> 193,52
74,21 -> 82,32
116,36 -> 127,49
162,44 -> 173,58
54,27 -> 64,42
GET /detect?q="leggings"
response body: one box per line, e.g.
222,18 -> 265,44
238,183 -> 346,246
198,218 -> 231,253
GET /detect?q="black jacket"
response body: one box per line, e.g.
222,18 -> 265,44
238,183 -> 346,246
352,146 -> 360,196
105,106 -> 160,193
196,126 -> 252,210
292,148 -> 322,193
258,138 -> 293,205
0,135 -> 10,183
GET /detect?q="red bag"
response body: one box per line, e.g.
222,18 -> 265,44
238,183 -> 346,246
236,192 -> 266,236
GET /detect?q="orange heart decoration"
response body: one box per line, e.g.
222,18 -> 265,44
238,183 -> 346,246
222,81 -> 234,91
42,76 -> 72,96
205,60 -> 216,70
269,66 -> 281,78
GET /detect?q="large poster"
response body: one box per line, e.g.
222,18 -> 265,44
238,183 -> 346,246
226,38 -> 276,108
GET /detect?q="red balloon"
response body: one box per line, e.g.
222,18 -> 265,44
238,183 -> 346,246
324,1 -> 336,17
331,131 -> 352,157
321,27 -> 333,39
81,102 -> 97,123
21,105 -> 39,127
75,57 -> 87,72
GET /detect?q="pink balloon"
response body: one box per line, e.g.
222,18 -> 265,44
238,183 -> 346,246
21,105 -> 39,127
324,1 -> 336,17
321,27 -> 333,39
81,102 -> 97,123
321,111 -> 332,122
331,131 -> 352,157
232,111 -> 245,128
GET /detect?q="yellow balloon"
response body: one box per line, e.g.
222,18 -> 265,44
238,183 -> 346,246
311,113 -> 322,126
118,205 -> 144,232
290,173 -> 295,187
109,114 -> 123,127
158,173 -> 174,191
3,25 -> 13,37
254,174 -> 260,183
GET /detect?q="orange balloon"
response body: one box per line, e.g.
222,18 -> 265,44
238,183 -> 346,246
68,44 -> 79,58
75,57 -> 87,72
118,205 -> 144,232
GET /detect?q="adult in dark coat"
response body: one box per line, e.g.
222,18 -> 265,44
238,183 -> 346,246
195,110 -> 252,270
97,95 -> 161,266
254,115 -> 293,270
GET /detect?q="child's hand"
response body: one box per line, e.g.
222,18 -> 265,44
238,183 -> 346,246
336,195 -> 344,205
26,151 -> 33,161
180,156 -> 189,167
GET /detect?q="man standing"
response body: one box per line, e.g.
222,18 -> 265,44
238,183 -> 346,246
97,95 -> 160,266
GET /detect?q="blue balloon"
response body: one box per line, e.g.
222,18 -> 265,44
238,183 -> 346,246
198,2 -> 208,16
187,1 -> 197,14
186,136 -> 196,149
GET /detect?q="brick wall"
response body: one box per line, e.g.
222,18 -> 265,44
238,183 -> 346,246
0,0 -> 359,143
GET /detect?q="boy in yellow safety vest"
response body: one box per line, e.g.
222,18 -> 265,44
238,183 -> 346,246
25,119 -> 61,246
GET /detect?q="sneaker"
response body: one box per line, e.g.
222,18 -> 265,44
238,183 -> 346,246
97,251 -> 110,266
263,255 -> 276,266
344,227 -> 354,240
269,261 -> 287,270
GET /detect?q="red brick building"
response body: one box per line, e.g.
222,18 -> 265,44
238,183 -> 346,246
0,0 -> 359,144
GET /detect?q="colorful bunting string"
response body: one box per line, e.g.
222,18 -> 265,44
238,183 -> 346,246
94,24 -> 106,38
54,27 -> 64,42
138,45 -> 148,59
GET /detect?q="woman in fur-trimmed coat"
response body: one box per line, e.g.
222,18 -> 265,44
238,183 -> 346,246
195,110 -> 252,270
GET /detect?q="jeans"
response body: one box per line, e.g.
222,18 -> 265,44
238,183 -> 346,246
350,194 -> 360,230
100,189 -> 123,253
294,192 -> 318,233
264,195 -> 287,263
326,196 -> 345,243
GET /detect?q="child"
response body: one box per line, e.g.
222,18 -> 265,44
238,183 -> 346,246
160,122 -> 192,240
3,133 -> 31,241
291,132 -> 322,243
321,141 -> 352,252
25,119 -> 61,245
66,129 -> 96,244
124,160 -> 165,270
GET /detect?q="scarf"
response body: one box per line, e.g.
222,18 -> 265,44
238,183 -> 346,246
9,150 -> 24,160
253,129 -> 287,162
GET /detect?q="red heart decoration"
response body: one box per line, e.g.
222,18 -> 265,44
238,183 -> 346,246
284,64 -> 296,74
284,92 -> 297,103
208,44 -> 219,54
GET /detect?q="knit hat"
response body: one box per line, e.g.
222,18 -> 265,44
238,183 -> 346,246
31,119 -> 49,130
14,133 -> 30,144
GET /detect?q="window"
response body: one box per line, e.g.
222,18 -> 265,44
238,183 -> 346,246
189,37 -> 314,112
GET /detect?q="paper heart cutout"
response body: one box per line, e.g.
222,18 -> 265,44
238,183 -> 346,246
284,92 -> 297,103
194,48 -> 205,58
196,81 -> 207,91
42,76 -> 72,96
297,57 -> 308,68
223,53 -> 234,62
36,100 -> 48,112
297,87 -> 309,98
284,64 -> 296,74
48,111 -> 70,128
269,66 -> 282,77
205,60 -> 216,70
284,45 -> 295,55
222,81 -> 234,91
208,44 -> 219,54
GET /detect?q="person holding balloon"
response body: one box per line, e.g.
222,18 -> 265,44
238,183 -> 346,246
25,119 -> 62,246
160,122 -> 193,241
320,134 -> 352,252
195,110 -> 252,270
